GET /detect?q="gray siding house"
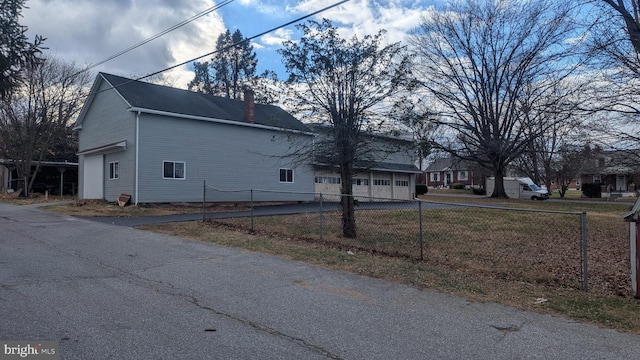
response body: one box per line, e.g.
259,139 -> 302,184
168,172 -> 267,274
309,124 -> 421,200
74,73 -> 315,204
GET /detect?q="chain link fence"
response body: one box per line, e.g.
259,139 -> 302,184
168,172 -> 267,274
203,183 -> 593,292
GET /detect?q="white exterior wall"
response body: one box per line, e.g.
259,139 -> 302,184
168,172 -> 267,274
313,170 -> 415,201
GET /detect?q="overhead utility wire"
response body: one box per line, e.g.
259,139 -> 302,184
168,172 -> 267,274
73,0 -> 235,76
88,0 -> 350,97
137,0 -> 351,81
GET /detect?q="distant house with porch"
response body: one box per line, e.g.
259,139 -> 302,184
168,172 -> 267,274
580,149 -> 640,197
424,157 -> 481,188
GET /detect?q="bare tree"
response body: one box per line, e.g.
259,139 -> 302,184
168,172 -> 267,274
279,19 -> 413,238
393,99 -> 436,178
599,0 -> 640,55
411,0 -> 586,197
511,84 -> 588,192
0,57 -> 91,196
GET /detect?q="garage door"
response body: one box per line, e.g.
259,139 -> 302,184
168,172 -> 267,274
372,174 -> 392,199
82,154 -> 104,199
394,174 -> 411,199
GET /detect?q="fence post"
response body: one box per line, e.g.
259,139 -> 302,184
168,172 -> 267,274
419,200 -> 424,261
319,193 -> 324,241
250,189 -> 254,232
202,180 -> 206,222
581,211 -> 588,291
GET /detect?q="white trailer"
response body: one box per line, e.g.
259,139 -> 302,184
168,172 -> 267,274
485,177 -> 549,200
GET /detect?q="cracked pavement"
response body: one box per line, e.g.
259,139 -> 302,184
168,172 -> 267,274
1,202 -> 640,359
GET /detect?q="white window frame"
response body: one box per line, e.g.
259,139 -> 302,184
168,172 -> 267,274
593,175 -> 601,184
353,178 -> 369,186
163,161 -> 186,180
395,180 -> 409,187
109,161 -> 119,180
373,179 -> 391,186
315,176 -> 340,184
458,171 -> 468,181
430,172 -> 439,182
280,168 -> 294,183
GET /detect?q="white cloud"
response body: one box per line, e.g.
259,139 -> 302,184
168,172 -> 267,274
290,0 -> 429,46
19,0 -> 436,87
22,0 -> 226,88
261,28 -> 294,46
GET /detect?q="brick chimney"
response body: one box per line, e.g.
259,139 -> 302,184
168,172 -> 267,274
244,88 -> 255,123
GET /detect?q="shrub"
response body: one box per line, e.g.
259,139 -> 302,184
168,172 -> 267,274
472,187 -> 486,195
582,183 -> 602,198
416,184 -> 429,195
451,182 -> 465,190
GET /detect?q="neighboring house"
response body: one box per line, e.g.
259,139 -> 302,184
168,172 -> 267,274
424,157 -> 480,188
579,150 -> 640,195
74,73 -> 315,204
309,125 -> 421,200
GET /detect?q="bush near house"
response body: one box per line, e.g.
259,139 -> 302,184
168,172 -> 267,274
416,184 -> 429,195
582,183 -> 601,198
451,182 -> 465,190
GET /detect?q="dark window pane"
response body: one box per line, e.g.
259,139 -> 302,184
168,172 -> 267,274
164,162 -> 174,178
175,162 -> 185,179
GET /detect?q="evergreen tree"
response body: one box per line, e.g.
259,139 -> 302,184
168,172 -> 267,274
0,0 -> 45,99
188,29 -> 258,100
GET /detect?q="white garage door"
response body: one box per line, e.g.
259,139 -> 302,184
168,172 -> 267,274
394,174 -> 411,199
83,154 -> 104,199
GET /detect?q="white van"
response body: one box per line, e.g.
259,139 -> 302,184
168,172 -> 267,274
486,177 -> 550,200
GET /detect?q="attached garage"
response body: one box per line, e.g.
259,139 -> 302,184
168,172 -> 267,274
81,154 -> 104,199
393,173 -> 411,199
314,164 -> 419,201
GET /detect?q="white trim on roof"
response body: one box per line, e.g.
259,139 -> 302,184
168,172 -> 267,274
77,140 -> 127,156
128,107 -> 315,136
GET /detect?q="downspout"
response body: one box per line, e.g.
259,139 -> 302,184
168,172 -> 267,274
135,111 -> 140,205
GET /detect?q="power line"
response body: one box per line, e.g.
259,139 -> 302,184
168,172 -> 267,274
137,0 -> 351,81
88,0 -> 350,97
75,0 -> 235,76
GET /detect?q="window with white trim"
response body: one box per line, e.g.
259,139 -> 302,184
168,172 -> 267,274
395,180 -> 409,187
458,171 -> 468,181
430,172 -> 439,182
109,161 -> 119,180
163,161 -> 185,179
593,175 -> 601,184
315,176 -> 340,184
353,178 -> 369,186
373,179 -> 390,186
280,168 -> 294,183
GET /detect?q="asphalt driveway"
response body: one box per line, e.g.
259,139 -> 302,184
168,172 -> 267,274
1,201 -> 640,359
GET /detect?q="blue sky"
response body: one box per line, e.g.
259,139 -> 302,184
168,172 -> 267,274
21,0 -> 437,87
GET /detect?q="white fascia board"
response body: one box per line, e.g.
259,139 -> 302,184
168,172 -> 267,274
77,140 -> 127,156
128,107 -> 315,136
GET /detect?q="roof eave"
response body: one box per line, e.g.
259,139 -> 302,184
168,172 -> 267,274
129,107 -> 314,136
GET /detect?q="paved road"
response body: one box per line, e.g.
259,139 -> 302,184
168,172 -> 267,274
1,202 -> 640,359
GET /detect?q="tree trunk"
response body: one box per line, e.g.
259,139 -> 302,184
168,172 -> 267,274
490,168 -> 508,198
340,162 -> 357,238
